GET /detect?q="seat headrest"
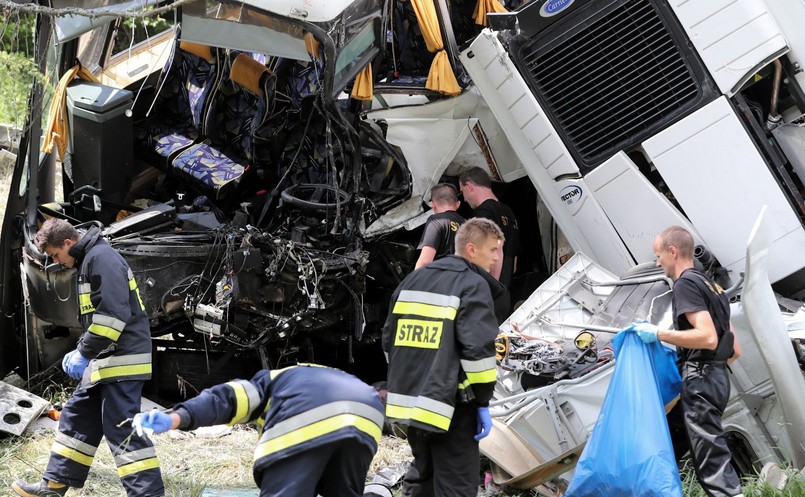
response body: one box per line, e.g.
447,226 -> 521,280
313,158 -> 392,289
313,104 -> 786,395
179,42 -> 215,63
230,53 -> 269,96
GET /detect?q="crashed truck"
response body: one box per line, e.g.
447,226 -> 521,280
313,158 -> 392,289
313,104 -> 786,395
0,0 -> 805,489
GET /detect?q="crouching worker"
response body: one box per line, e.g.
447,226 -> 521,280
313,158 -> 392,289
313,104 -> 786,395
133,364 -> 384,497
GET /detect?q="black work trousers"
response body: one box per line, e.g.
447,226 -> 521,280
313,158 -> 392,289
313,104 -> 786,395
681,362 -> 742,497
402,404 -> 480,497
44,380 -> 164,497
255,437 -> 374,497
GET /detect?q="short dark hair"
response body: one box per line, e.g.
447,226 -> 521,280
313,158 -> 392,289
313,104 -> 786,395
459,167 -> 492,189
36,218 -> 79,252
455,217 -> 504,257
430,183 -> 458,205
658,225 -> 694,259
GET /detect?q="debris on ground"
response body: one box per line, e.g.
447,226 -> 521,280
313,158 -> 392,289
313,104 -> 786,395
0,380 -> 50,436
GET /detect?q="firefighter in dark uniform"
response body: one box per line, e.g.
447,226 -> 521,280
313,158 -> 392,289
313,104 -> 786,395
133,364 -> 384,497
383,217 -> 503,497
630,225 -> 743,497
13,218 -> 163,497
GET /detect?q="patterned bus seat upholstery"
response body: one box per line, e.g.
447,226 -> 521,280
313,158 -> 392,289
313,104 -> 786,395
171,52 -> 276,200
134,41 -> 223,167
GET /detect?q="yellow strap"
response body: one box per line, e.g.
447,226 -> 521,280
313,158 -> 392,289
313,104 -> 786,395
41,64 -> 100,160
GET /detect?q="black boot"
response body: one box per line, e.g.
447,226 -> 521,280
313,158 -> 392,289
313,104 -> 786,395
11,479 -> 68,497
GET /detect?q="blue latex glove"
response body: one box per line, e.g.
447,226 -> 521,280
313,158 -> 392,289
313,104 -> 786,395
132,410 -> 174,437
61,350 -> 89,380
630,321 -> 659,344
474,407 -> 493,441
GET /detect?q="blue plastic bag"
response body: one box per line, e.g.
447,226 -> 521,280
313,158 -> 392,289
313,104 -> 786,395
565,330 -> 683,497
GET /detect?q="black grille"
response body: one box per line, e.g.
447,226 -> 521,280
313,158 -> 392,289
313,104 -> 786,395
519,0 -> 710,168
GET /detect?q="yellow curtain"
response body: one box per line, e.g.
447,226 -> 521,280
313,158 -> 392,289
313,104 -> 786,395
351,63 -> 374,101
411,0 -> 461,96
42,64 -> 100,160
473,0 -> 507,26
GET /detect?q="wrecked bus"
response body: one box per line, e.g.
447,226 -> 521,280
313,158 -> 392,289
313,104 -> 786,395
1,0 -> 805,490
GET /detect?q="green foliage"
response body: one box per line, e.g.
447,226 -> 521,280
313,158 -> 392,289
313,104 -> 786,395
0,10 -> 36,57
0,50 -> 38,128
113,8 -> 175,55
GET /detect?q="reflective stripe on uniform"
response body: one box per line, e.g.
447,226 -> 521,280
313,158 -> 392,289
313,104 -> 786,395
385,392 -> 454,431
128,269 -> 145,311
78,283 -> 95,314
88,314 -> 126,341
460,357 -> 498,384
392,290 -> 459,320
226,380 -> 262,425
254,401 -> 383,461
89,353 -> 152,384
116,446 -> 160,478
52,432 -> 98,467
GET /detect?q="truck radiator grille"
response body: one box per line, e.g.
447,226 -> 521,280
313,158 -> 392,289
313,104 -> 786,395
519,0 -> 710,168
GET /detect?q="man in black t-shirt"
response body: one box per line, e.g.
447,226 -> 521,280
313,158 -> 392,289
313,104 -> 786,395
458,167 -> 521,288
629,226 -> 743,497
415,184 -> 465,270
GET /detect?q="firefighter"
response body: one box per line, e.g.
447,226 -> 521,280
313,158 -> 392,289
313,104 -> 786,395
13,218 -> 163,497
383,217 -> 503,497
133,364 -> 384,497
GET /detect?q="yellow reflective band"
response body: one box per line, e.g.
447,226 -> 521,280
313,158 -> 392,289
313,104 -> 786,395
394,319 -> 442,349
128,278 -> 137,290
90,364 -> 152,383
52,442 -> 94,467
88,323 -> 122,341
269,366 -> 296,380
135,288 -> 145,311
385,404 -> 451,431
253,414 -> 381,461
392,301 -> 457,320
465,369 -> 497,384
79,294 -> 95,314
227,381 -> 249,425
117,457 -> 160,478
458,379 -> 470,390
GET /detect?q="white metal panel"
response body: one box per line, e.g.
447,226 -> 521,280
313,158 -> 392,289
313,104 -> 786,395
460,31 -> 635,275
585,152 -> 699,263
245,0 -> 354,22
54,0 -> 162,43
554,179 -> 637,276
462,31 -> 579,181
669,0 -> 788,95
643,96 -> 805,283
764,0 -> 805,101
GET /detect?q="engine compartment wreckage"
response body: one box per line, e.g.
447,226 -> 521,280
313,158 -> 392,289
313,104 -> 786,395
2,0 -> 805,491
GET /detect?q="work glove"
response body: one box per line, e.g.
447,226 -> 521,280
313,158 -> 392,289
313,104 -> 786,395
132,410 -> 173,437
474,407 -> 493,441
628,321 -> 659,344
61,349 -> 89,380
